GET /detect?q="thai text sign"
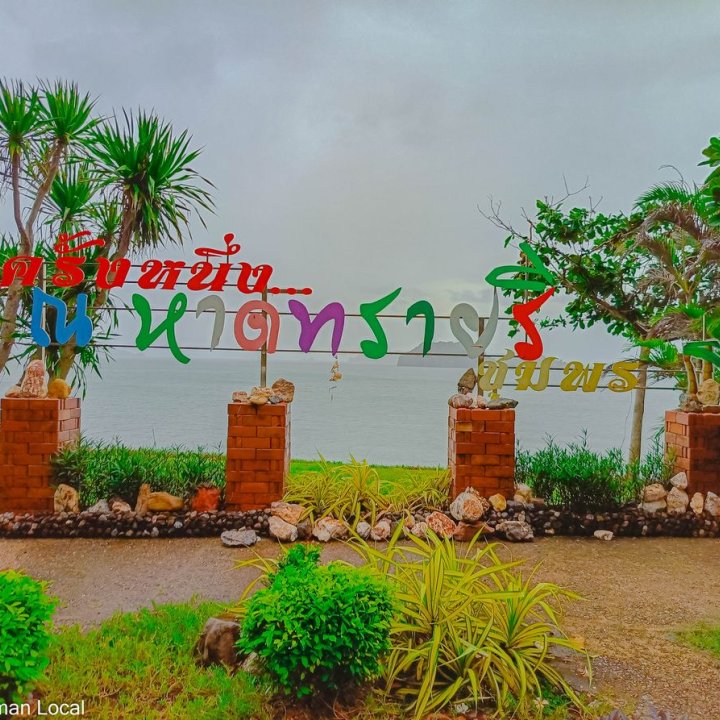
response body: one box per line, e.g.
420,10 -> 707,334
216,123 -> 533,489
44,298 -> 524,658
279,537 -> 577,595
5,230 -> 718,392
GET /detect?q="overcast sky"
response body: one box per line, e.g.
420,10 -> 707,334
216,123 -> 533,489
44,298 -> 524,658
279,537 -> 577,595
2,1 -> 720,359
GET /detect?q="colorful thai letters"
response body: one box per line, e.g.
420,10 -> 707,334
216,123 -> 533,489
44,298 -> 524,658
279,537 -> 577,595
16,231 -> 701,394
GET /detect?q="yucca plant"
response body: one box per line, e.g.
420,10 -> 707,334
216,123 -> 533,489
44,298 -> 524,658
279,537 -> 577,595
0,80 -> 97,374
349,527 -> 589,719
386,470 -> 451,513
49,110 -> 214,380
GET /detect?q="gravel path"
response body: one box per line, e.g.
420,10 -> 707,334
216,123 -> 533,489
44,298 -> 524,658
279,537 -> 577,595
2,536 -> 719,719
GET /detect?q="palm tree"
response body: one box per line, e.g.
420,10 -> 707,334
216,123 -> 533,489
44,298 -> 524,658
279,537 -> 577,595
625,180 -> 720,407
51,111 -> 214,380
0,80 -> 97,374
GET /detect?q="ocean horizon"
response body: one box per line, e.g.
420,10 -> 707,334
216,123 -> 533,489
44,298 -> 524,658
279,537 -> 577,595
3,354 -> 675,466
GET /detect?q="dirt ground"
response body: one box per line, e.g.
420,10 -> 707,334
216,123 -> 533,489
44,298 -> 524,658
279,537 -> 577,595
2,535 -> 719,719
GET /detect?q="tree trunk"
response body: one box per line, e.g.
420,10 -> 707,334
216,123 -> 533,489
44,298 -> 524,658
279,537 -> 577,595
628,344 -> 650,464
683,355 -> 698,397
55,198 -> 137,381
55,343 -> 76,380
702,359 -> 713,382
0,142 -> 65,376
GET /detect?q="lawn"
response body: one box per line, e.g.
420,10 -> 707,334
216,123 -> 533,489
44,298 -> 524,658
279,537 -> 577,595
38,601 -> 268,720
289,458 -> 444,494
679,625 -> 720,658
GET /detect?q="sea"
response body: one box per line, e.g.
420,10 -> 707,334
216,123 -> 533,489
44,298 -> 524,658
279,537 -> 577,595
9,354 -> 675,466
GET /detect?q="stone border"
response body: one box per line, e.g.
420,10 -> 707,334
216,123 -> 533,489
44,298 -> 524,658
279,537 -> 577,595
2,502 -> 719,540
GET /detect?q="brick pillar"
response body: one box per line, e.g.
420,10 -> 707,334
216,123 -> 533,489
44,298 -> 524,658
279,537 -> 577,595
0,398 -> 81,514
665,410 -> 720,496
448,406 -> 515,498
225,402 -> 290,511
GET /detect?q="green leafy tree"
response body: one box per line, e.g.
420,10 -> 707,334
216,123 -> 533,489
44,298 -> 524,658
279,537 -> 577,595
0,80 -> 97,375
0,81 -> 213,389
485,197 -> 662,462
486,166 -> 720,461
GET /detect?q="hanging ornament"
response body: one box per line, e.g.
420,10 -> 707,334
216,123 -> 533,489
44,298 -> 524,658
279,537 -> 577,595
329,356 -> 342,399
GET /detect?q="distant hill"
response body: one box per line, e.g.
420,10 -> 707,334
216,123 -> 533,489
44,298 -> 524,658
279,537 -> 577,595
397,341 -> 473,368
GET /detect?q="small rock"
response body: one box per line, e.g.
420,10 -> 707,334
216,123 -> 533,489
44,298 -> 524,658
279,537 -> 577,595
449,487 -> 489,523
110,500 -> 132,513
271,378 -> 295,403
296,518 -> 313,540
221,529 -> 258,547
147,492 -> 184,512
312,517 -> 348,542
249,386 -> 273,405
457,368 -> 477,394
690,492 -> 704,515
640,500 -> 667,514
593,530 -> 613,541
426,511 -> 457,538
487,396 -> 518,409
151,527 -> 160,538
705,491 -> 720,518
513,483 -> 533,504
370,519 -> 392,541
135,483 -> 151,515
410,521 -> 428,539
240,651 -> 261,674
191,486 -> 221,512
669,471 -> 688,490
231,391 -> 249,403
54,484 -> 79,513
642,483 -> 668,503
355,521 -> 372,539
194,617 -> 241,667
448,392 -> 474,409
453,521 -> 494,542
666,487 -> 689,515
270,501 -> 305,526
488,493 -> 506,512
496,520 -> 533,542
698,378 -> 720,406
269,516 -> 298,542
86,500 -> 110,514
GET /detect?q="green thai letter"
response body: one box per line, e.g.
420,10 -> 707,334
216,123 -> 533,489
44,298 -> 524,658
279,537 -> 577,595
133,292 -> 190,364
360,288 -> 402,359
485,241 -> 556,292
405,300 -> 435,356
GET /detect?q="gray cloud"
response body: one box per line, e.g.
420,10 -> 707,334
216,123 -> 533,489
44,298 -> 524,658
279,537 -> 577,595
1,0 -> 719,359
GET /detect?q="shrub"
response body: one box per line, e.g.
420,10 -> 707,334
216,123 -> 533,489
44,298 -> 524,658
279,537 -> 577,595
350,529 -> 589,720
234,545 -> 394,698
0,570 -> 58,704
515,432 -> 670,511
52,439 -> 225,506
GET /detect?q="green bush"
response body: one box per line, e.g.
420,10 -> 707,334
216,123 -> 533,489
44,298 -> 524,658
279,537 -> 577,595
235,545 -> 394,698
51,439 -> 225,506
515,433 -> 671,511
0,570 -> 58,704
350,529 -> 589,720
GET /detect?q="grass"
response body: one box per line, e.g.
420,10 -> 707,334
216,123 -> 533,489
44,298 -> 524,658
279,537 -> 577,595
52,433 -> 670,513
679,624 -> 720,658
289,459 -> 443,495
38,600 -> 269,720
36,596 -> 608,720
